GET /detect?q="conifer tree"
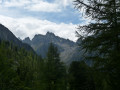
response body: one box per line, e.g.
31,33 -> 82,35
68,61 -> 95,90
44,43 -> 67,90
0,41 -> 40,90
74,0 -> 120,89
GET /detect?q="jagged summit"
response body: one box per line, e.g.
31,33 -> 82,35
24,37 -> 31,41
31,32 -> 56,41
24,32 -> 75,47
46,32 -> 55,36
22,32 -> 83,64
34,34 -> 44,37
23,37 -> 31,45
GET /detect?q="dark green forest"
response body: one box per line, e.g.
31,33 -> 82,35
0,40 -> 94,90
0,0 -> 120,90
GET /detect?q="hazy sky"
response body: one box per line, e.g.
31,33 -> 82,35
0,0 -> 89,41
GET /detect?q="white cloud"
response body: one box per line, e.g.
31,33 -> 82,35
1,0 -> 73,12
25,1 -> 61,12
0,0 -> 2,4
55,0 -> 73,7
0,0 -> 92,42
0,15 -> 78,41
3,0 -> 30,7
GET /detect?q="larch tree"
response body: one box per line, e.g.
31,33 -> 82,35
74,0 -> 120,89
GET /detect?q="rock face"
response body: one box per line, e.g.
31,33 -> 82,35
0,24 -> 35,53
23,32 -> 84,64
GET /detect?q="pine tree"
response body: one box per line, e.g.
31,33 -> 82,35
44,43 -> 67,90
74,0 -> 120,89
68,61 -> 95,90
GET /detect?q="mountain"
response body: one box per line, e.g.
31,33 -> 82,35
0,24 -> 35,53
23,32 -> 84,64
0,24 -> 83,64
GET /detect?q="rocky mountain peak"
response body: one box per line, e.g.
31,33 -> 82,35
24,37 -> 30,41
32,34 -> 45,40
23,37 -> 31,44
22,32 -> 82,64
46,32 -> 55,37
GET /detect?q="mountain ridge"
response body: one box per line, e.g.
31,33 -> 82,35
0,24 -> 83,64
0,24 -> 35,53
23,32 -> 83,64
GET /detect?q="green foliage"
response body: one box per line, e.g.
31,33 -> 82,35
0,40 -> 41,90
75,0 -> 120,89
43,43 -> 67,90
68,61 -> 95,90
0,40 -> 98,90
0,41 -> 68,90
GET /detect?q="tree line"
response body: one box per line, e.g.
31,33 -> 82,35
0,40 -> 94,90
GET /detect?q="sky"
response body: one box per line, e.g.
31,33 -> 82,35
0,0 -> 89,41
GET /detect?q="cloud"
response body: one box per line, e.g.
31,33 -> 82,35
25,1 -> 61,12
3,0 -> 30,7
0,15 -> 78,41
0,0 -> 91,42
55,0 -> 73,7
1,0 -> 73,13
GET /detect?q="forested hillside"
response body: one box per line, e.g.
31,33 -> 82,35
0,40 -> 94,90
0,40 -> 40,89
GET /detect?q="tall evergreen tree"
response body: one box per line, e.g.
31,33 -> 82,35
44,43 -> 67,90
68,61 -> 95,90
74,0 -> 120,89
